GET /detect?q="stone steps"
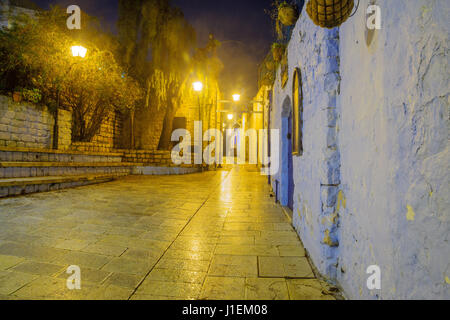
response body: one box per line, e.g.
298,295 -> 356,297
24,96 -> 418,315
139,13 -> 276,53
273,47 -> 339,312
0,173 -> 127,198
0,146 -> 123,163
0,147 -> 136,197
0,161 -> 141,167
0,162 -> 142,179
0,146 -> 197,198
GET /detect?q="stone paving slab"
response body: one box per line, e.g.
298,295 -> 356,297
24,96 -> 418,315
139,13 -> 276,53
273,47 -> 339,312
56,268 -> 111,284
0,255 -> 24,270
200,277 -> 246,300
245,278 -> 290,300
0,167 -> 338,300
0,271 -> 39,295
103,272 -> 143,289
11,261 -> 66,276
258,256 -> 315,278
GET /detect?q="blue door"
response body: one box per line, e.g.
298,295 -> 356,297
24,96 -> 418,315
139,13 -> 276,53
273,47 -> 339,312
287,113 -> 294,210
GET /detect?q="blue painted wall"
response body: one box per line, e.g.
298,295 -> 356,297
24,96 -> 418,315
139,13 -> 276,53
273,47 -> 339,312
337,0 -> 449,299
269,0 -> 449,299
270,12 -> 342,279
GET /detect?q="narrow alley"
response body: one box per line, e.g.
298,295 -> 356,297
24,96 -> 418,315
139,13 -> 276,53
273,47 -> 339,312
0,166 -> 337,300
0,0 -> 447,304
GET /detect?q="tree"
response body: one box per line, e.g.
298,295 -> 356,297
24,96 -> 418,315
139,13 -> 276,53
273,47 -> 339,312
150,6 -> 196,150
0,7 -> 142,143
117,0 -> 197,150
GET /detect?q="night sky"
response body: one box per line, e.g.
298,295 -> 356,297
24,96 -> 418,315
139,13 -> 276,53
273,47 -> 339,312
32,0 -> 275,99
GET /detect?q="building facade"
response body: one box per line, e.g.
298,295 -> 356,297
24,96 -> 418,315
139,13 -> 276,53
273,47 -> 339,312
267,0 -> 449,299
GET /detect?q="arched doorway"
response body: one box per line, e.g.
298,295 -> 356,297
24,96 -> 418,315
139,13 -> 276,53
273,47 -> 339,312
281,96 -> 294,209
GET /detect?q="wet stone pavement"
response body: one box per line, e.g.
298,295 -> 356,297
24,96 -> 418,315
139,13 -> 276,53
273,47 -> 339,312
0,166 -> 336,300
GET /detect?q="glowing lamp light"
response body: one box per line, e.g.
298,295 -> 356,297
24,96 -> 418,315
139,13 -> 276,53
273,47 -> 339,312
232,94 -> 241,102
71,46 -> 87,58
193,81 -> 203,92
227,114 -> 234,120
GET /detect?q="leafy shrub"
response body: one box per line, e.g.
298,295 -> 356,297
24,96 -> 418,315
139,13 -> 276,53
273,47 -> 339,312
21,88 -> 42,104
0,8 -> 142,142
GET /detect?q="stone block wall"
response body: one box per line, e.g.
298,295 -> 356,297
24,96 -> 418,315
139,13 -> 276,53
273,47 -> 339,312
121,150 -> 179,167
131,108 -> 166,150
71,111 -> 122,153
58,108 -> 72,150
175,97 -> 220,152
129,95 -> 220,152
0,95 -> 71,149
113,112 -> 124,149
175,102 -> 215,138
0,94 -> 120,153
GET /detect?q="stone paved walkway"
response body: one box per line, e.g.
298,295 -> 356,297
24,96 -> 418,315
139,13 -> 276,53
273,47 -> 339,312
0,166 -> 336,300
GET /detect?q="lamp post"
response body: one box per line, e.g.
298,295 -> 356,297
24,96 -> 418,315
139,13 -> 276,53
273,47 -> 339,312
53,46 -> 87,149
193,81 -> 203,122
193,81 -> 204,169
216,94 -> 241,166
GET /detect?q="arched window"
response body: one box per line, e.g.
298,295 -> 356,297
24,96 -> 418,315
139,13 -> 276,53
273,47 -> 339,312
292,68 -> 304,156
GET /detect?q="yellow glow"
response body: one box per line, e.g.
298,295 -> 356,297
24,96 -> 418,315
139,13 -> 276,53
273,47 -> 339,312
227,114 -> 233,120
406,205 -> 415,221
232,94 -> 241,102
193,81 -> 203,92
71,46 -> 87,58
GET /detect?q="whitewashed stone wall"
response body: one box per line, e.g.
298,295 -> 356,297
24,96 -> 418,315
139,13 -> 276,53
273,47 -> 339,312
337,0 -> 449,300
270,0 -> 449,300
270,11 -> 342,280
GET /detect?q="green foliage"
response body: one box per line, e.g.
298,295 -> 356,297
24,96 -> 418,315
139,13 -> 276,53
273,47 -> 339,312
22,88 -> 42,103
258,51 -> 276,89
0,7 -> 142,142
278,2 -> 299,26
118,0 -> 223,150
278,1 -> 291,9
266,1 -> 298,40
145,4 -> 197,110
272,42 -> 286,49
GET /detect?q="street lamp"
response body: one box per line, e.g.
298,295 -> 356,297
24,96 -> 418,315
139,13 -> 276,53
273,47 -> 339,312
193,81 -> 203,92
228,114 -> 234,120
232,94 -> 241,102
192,81 -> 205,169
71,45 -> 87,58
193,81 -> 203,121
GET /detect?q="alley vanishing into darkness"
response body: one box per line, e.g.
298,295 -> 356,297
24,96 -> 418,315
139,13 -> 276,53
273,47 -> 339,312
0,166 -> 337,300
